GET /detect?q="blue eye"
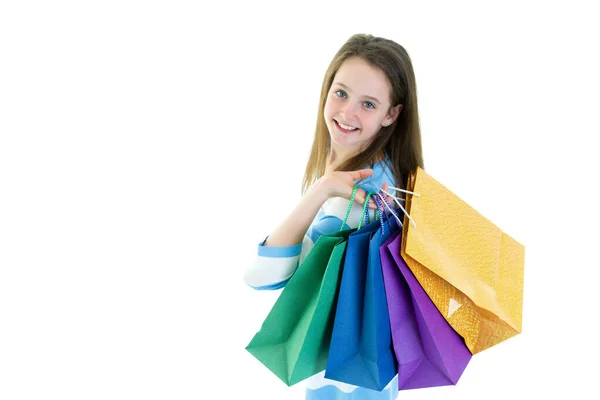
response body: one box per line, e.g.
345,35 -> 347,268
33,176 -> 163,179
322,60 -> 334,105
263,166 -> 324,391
335,90 -> 347,98
364,101 -> 375,109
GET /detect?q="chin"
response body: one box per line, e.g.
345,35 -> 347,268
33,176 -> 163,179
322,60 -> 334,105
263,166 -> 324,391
329,132 -> 349,147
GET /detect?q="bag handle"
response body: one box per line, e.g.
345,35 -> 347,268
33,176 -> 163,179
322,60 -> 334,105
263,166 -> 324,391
340,186 -> 375,232
340,185 -> 410,233
373,190 -> 403,235
380,186 -> 418,229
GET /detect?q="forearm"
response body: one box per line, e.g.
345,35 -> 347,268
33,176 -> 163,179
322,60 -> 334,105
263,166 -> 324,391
264,180 -> 328,247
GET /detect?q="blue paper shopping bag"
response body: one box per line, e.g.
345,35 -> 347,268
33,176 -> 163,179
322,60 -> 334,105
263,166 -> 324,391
324,202 -> 399,391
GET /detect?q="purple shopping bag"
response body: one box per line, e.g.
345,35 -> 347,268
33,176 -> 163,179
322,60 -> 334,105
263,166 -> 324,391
380,230 -> 472,390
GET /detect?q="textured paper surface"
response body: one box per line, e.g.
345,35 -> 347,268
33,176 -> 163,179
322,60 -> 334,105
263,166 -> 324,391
400,167 -> 525,354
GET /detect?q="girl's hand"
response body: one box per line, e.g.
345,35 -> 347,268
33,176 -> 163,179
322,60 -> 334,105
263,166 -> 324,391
315,169 -> 395,210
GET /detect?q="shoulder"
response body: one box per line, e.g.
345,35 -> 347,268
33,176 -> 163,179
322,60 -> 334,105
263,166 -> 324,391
357,155 -> 396,193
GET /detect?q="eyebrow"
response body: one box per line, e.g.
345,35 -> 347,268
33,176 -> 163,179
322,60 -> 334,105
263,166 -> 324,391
333,82 -> 381,104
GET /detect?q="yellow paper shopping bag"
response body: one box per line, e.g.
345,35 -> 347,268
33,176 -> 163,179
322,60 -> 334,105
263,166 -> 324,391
400,167 -> 525,354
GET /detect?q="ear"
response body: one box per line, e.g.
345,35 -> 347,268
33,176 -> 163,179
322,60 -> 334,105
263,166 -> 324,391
383,104 -> 403,127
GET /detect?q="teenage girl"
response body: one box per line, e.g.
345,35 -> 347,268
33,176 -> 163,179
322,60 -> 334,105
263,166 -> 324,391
245,33 -> 425,399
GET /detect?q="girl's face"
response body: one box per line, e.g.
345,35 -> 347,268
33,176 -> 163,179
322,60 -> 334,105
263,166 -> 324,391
323,56 -> 401,161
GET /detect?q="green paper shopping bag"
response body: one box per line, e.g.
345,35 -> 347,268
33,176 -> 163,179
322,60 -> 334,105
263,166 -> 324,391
245,187 -> 368,386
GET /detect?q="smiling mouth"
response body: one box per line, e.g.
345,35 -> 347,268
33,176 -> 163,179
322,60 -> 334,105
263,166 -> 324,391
334,119 -> 359,134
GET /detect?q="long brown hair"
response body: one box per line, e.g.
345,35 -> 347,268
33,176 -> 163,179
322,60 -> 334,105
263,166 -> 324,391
301,33 -> 424,200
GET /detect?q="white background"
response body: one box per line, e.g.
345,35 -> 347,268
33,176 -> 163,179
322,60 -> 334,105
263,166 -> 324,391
1,0 -> 599,399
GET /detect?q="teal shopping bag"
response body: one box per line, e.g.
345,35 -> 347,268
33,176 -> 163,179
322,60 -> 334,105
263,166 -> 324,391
246,187 -> 369,386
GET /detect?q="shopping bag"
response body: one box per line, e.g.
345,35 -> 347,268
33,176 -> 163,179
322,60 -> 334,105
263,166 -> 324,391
246,187 -> 365,386
325,199 -> 398,391
381,230 -> 472,389
400,167 -> 525,353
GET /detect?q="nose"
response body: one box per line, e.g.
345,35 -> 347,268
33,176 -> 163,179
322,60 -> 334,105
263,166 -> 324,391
340,101 -> 359,121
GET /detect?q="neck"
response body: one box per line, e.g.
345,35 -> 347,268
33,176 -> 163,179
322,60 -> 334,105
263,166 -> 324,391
326,150 -> 349,173
327,144 -> 357,169
326,145 -> 386,172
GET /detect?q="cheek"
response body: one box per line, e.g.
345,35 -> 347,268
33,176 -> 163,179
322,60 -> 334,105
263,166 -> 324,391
362,113 -> 384,133
323,97 -> 335,118
360,111 -> 376,125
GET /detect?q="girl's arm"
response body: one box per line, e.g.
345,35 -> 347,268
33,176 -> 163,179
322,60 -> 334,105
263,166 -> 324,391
263,169 -> 378,247
244,183 -> 329,290
245,169 -> 388,290
262,180 -> 329,247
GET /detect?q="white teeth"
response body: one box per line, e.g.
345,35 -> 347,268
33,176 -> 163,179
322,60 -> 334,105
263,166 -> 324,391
338,121 -> 357,130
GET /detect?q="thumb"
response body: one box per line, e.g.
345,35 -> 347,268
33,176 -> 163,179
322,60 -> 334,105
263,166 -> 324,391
349,169 -> 374,181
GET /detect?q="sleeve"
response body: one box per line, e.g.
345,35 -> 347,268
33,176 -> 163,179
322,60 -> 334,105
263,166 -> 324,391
243,211 -> 349,291
243,235 -> 307,290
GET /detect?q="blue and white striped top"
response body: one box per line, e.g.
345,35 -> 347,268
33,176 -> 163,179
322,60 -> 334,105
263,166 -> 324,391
244,158 -> 400,400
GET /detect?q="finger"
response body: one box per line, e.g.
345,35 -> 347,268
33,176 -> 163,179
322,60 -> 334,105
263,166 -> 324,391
353,189 -> 366,206
381,181 -> 389,193
363,194 -> 377,210
349,169 -> 374,181
368,199 -> 378,210
379,182 -> 395,205
355,189 -> 376,210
